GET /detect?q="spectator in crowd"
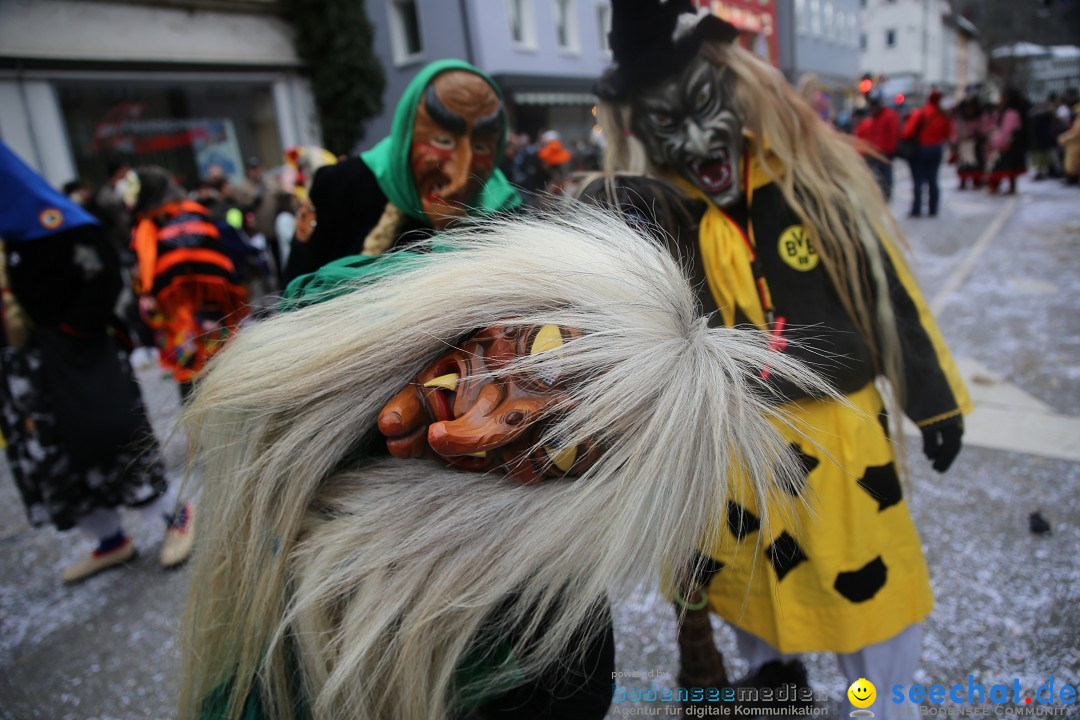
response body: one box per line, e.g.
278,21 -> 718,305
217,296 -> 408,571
537,130 -> 573,198
902,89 -> 953,217
952,95 -> 989,190
1029,94 -> 1063,181
62,179 -> 93,208
1059,101 -> 1080,186
234,156 -> 281,287
986,88 -> 1029,195
854,90 -> 900,199
94,159 -> 133,256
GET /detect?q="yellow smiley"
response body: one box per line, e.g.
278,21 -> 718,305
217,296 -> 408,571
847,678 -> 877,708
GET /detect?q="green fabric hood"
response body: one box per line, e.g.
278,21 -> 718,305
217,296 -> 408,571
360,59 -> 521,224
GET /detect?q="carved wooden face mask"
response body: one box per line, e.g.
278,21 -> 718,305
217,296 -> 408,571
377,324 -> 599,484
410,70 -> 504,229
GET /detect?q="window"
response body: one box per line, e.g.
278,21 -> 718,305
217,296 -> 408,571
795,0 -> 808,34
554,0 -> 579,52
848,14 -> 858,47
886,28 -> 896,47
57,80 -> 281,188
596,3 -> 611,54
860,32 -> 867,50
835,8 -> 845,42
388,0 -> 424,65
809,0 -> 821,36
823,2 -> 834,40
509,0 -> 537,48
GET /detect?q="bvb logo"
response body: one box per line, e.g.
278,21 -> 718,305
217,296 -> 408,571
777,225 -> 818,271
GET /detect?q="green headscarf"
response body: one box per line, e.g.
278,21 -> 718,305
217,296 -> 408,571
360,59 -> 521,224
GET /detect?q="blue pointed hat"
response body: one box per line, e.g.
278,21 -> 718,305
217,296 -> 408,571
0,141 -> 99,243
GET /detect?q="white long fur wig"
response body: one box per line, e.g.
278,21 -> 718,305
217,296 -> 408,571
178,206 -> 829,720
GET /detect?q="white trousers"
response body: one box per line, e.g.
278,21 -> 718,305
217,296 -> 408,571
734,622 -> 923,718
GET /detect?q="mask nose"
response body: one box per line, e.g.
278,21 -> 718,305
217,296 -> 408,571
684,121 -> 712,157
441,143 -> 473,200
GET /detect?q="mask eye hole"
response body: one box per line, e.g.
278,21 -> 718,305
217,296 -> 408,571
695,86 -> 711,111
430,135 -> 456,151
648,111 -> 675,129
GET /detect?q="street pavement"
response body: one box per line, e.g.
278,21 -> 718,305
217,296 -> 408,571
1,165 -> 1078,720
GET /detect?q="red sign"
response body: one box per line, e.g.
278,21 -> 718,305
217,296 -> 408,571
695,0 -> 779,67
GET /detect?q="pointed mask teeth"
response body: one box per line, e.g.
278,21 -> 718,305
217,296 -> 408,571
544,444 -> 578,472
466,450 -> 487,458
423,373 -> 460,391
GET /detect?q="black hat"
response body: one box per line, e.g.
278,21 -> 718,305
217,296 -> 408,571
596,0 -> 739,101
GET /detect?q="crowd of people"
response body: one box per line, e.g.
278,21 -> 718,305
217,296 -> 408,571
850,85 -> 1080,212
2,1 -> 1070,718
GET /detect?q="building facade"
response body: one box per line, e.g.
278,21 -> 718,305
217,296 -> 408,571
363,0 -> 613,146
0,0 -> 320,188
775,0 -> 862,119
859,0 -> 988,105
699,0 -> 780,67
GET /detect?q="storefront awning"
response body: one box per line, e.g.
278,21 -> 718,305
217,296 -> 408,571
512,92 -> 597,106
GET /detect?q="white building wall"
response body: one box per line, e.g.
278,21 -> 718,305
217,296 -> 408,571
465,0 -> 611,80
860,0 -> 948,83
861,0 -> 986,98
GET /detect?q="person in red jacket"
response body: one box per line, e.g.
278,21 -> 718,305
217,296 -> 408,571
902,89 -> 953,217
854,90 -> 900,199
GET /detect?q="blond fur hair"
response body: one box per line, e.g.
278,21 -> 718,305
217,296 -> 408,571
598,40 -> 909,411
178,206 -> 832,720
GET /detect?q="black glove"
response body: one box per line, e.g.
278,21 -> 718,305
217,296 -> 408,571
921,420 -> 963,473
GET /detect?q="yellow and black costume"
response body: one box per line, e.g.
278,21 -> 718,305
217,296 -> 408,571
583,150 -> 971,654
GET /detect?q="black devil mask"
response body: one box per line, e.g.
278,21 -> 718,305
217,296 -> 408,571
629,55 -> 744,208
597,0 -> 744,208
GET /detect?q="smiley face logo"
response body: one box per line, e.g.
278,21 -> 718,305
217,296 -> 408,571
847,678 -> 877,709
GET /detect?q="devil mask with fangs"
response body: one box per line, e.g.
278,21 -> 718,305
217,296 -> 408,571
630,56 -> 743,209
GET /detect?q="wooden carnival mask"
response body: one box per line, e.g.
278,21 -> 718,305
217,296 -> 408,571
410,71 -> 504,229
377,324 -> 599,484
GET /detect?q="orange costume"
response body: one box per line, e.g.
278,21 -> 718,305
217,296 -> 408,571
132,198 -> 247,382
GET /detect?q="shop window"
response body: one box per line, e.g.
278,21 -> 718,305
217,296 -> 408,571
389,0 -> 424,65
55,80 -> 281,190
509,0 -> 537,49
